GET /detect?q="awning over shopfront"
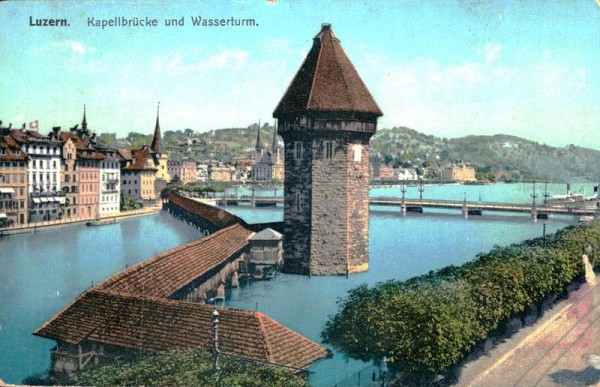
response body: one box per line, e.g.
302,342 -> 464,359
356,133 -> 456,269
32,198 -> 41,204
0,213 -> 7,219
0,188 -> 15,194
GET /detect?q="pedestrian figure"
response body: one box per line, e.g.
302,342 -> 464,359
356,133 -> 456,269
582,254 -> 597,286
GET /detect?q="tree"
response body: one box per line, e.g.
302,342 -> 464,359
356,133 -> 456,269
71,350 -> 305,387
97,132 -> 118,147
322,221 -> 599,375
170,174 -> 182,184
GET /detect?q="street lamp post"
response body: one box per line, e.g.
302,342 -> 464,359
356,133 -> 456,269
531,181 -> 538,207
543,182 -> 550,205
212,306 -> 221,379
400,183 -> 407,215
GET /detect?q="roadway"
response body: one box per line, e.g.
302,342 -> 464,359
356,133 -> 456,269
459,279 -> 600,386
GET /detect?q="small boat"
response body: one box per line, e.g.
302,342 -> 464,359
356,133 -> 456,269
578,215 -> 594,223
86,218 -> 119,227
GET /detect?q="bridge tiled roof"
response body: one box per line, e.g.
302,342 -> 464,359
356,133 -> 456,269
273,24 -> 382,117
168,191 -> 247,229
34,289 -> 328,369
95,223 -> 252,298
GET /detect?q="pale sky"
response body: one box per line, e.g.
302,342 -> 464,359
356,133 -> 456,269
1,1 -> 600,149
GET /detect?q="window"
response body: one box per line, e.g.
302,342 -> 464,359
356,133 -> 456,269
294,142 -> 303,160
353,144 -> 362,162
295,192 -> 301,212
325,141 -> 334,159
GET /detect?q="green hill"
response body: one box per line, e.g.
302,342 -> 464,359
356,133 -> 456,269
371,127 -> 600,182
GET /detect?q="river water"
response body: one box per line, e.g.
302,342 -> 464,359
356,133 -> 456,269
0,183 -> 593,385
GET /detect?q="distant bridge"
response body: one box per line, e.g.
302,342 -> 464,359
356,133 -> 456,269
212,196 -> 598,219
370,198 -> 598,219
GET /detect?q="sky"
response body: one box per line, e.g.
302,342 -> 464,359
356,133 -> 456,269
1,0 -> 600,149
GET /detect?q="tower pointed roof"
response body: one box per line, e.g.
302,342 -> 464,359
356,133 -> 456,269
151,102 -> 165,154
255,120 -> 263,153
82,104 -> 87,131
273,24 -> 382,117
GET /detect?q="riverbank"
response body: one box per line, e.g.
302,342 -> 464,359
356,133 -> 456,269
0,205 -> 161,236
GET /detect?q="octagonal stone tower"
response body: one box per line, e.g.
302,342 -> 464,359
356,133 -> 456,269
273,24 -> 383,276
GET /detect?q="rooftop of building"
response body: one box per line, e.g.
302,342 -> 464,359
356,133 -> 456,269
122,147 -> 158,172
249,227 -> 282,241
273,23 -> 383,118
34,289 -> 328,369
0,136 -> 28,162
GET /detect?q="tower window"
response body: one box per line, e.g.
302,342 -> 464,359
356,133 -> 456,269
353,144 -> 362,162
295,192 -> 301,212
294,142 -> 303,160
325,141 -> 334,159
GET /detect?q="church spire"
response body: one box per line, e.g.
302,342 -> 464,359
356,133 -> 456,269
255,119 -> 263,154
82,104 -> 87,131
151,102 -> 165,154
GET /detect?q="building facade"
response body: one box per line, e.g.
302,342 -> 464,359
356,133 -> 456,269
441,165 -> 476,182
273,24 -> 383,275
61,136 -> 79,219
10,129 -> 65,221
121,147 -> 158,203
98,148 -> 121,216
167,159 -> 197,184
77,148 -> 102,220
0,134 -> 28,226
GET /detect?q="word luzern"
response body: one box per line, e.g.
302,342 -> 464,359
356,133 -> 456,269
29,17 -> 69,27
87,17 -> 158,29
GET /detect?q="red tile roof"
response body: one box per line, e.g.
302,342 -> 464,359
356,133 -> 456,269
273,24 -> 382,117
123,147 -> 158,171
168,191 -> 247,229
0,136 -> 28,161
9,129 -> 62,146
34,290 -> 328,369
95,223 -> 252,298
76,150 -> 105,161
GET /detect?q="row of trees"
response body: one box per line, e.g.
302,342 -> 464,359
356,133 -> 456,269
322,221 -> 600,374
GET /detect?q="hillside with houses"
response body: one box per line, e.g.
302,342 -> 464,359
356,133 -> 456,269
108,125 -> 600,183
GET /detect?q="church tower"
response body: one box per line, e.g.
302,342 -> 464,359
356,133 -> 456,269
151,102 -> 170,182
255,120 -> 264,156
273,24 -> 383,276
